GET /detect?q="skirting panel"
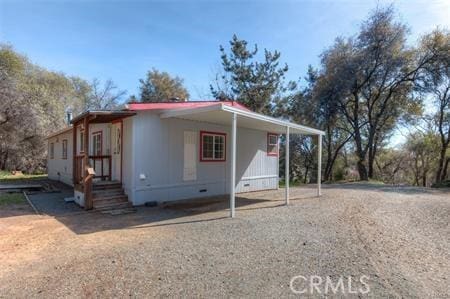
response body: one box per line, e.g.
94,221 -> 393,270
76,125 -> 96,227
236,176 -> 278,193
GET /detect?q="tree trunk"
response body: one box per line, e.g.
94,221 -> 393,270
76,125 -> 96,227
1,150 -> 8,171
304,167 -> 309,184
368,151 -> 375,179
324,159 -> 334,181
442,157 -> 449,181
368,137 -> 380,179
324,127 -> 333,181
435,147 -> 446,183
422,173 -> 427,187
357,159 -> 368,181
354,134 -> 369,181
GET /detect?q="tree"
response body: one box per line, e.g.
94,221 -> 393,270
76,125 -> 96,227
210,35 -> 290,114
405,131 -> 440,186
319,7 -> 429,180
86,78 -> 126,110
416,29 -> 450,183
278,64 -> 353,183
0,45 -> 90,172
375,148 -> 407,185
139,69 -> 189,102
312,68 -> 354,181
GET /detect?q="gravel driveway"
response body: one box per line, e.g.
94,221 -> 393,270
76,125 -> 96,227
0,184 -> 448,298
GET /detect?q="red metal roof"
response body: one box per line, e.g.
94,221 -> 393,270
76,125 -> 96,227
126,101 -> 251,112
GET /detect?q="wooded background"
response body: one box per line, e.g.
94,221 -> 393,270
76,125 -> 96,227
0,7 -> 448,187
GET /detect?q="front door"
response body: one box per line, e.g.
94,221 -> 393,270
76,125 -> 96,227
111,122 -> 122,181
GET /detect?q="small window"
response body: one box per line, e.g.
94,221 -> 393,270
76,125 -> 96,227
49,143 -> 54,159
92,132 -> 102,156
200,131 -> 226,161
62,139 -> 68,159
267,133 -> 278,156
114,127 -> 121,154
80,130 -> 84,153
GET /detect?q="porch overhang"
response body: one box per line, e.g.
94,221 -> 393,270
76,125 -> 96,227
70,110 -> 135,210
159,103 -> 325,136
70,110 -> 136,125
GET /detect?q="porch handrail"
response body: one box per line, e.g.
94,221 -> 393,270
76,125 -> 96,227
75,155 -> 112,183
88,155 -> 112,181
83,166 -> 95,210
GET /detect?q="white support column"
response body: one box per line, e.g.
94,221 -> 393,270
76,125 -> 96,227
285,126 -> 290,205
317,134 -> 322,197
230,113 -> 237,218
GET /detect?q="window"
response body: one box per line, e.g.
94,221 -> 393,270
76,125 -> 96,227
92,132 -> 102,156
80,130 -> 84,153
200,131 -> 226,161
114,127 -> 121,154
267,133 -> 278,156
62,139 -> 68,159
49,143 -> 54,159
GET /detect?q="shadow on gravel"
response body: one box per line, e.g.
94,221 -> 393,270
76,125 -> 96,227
24,184 -> 292,235
23,180 -> 445,236
51,196 -> 279,235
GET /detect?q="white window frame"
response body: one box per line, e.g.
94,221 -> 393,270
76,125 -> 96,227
200,131 -> 226,162
92,131 -> 102,156
62,139 -> 68,159
267,133 -> 278,156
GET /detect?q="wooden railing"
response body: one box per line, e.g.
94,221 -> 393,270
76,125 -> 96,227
74,155 -> 111,183
89,155 -> 111,181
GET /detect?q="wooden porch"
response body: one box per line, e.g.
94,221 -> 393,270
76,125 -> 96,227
71,110 -> 135,210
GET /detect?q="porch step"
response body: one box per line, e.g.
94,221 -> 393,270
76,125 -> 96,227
93,181 -> 122,190
91,181 -> 133,213
93,194 -> 128,206
92,189 -> 124,198
93,180 -> 121,186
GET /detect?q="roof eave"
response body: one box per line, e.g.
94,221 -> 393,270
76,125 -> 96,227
160,103 -> 325,135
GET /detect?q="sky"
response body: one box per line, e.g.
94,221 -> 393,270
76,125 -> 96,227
1,0 -> 448,99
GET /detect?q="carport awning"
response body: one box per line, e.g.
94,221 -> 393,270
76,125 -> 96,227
160,102 -> 324,218
159,103 -> 324,136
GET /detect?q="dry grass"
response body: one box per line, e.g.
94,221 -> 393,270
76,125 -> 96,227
0,192 -> 26,205
0,170 -> 47,183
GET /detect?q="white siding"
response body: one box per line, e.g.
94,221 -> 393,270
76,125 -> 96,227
129,111 -> 279,205
47,131 -> 73,186
47,123 -> 111,186
236,128 -> 279,192
47,112 -> 280,206
122,117 -> 134,198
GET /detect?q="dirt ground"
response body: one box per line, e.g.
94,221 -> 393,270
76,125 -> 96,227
0,184 -> 449,298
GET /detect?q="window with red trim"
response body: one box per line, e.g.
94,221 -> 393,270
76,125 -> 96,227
62,139 -> 68,159
92,132 -> 102,156
200,131 -> 226,161
267,133 -> 278,156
